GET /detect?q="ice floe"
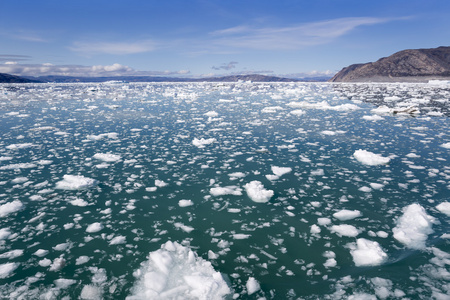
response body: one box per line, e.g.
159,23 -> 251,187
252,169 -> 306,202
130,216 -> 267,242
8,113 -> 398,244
244,181 -> 274,203
55,175 -> 98,190
349,238 -> 387,267
353,150 -> 391,166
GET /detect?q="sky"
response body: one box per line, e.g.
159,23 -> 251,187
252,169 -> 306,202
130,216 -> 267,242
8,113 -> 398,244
1,0 -> 450,78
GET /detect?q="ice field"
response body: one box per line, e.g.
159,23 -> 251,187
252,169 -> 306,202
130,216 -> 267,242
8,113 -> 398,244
0,81 -> 449,299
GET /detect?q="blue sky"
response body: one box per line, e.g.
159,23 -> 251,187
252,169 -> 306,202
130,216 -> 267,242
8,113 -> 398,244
1,0 -> 449,78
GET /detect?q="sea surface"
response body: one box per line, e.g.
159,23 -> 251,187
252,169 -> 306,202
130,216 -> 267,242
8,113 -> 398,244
0,82 -> 449,299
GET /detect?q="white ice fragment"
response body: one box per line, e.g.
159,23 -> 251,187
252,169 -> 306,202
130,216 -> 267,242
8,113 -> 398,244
93,153 -> 121,162
76,256 -> 91,265
330,224 -> 359,237
353,150 -> 390,166
244,181 -> 274,203
441,142 -> 450,149
55,175 -> 98,190
210,186 -> 242,196
6,143 -> 35,150
233,234 -> 251,240
310,224 -> 321,234
350,238 -> 387,267
155,180 -> 168,188
370,183 -> 384,190
271,166 -> 292,177
0,249 -> 23,259
0,262 -> 19,278
0,228 -> 12,240
127,241 -> 231,299
204,111 -> 219,117
69,198 -> 89,207
86,222 -> 104,233
317,218 -> 331,226
333,209 -> 362,221
246,277 -> 261,295
109,236 -> 127,245
178,199 -> 194,207
436,202 -> 450,216
392,203 -> 435,249
0,200 -> 23,218
81,285 -> 103,299
54,278 -> 76,289
192,138 -> 216,148
290,109 -> 305,116
362,115 -> 384,121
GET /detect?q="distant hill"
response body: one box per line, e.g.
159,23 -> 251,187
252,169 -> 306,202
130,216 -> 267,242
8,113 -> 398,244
0,73 -> 40,83
24,74 -> 297,83
330,46 -> 450,82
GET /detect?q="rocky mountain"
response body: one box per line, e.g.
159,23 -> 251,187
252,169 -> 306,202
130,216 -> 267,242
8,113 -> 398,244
0,72 -> 40,83
330,46 -> 450,82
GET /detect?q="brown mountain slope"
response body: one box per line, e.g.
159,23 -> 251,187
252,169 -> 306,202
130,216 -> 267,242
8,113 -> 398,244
330,46 -> 450,82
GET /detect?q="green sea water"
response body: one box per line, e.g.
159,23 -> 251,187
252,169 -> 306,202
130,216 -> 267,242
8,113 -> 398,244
0,82 -> 449,299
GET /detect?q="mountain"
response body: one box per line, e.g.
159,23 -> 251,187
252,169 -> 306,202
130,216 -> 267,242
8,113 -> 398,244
24,74 -> 297,83
0,73 -> 41,83
330,46 -> 450,82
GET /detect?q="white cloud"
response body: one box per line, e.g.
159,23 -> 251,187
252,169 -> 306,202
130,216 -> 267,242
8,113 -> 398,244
209,17 -> 398,50
0,62 -> 190,77
212,61 -> 238,70
70,40 -> 157,55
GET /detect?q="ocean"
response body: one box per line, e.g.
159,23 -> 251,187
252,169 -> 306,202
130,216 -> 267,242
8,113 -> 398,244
0,81 -> 449,299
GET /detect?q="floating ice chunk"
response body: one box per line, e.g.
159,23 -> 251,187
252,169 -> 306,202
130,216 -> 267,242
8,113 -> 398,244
174,223 -> 194,233
362,115 -> 384,121
246,277 -> 261,295
210,186 -> 242,196
6,143 -> 35,150
262,106 -> 283,113
192,138 -> 216,148
76,256 -> 90,265
290,109 -> 305,116
93,153 -> 121,162
227,172 -> 246,179
86,222 -> 104,233
69,198 -> 89,207
0,200 -> 23,217
321,130 -> 336,135
369,183 -> 384,190
233,234 -> 251,240
11,177 -> 28,184
0,163 -> 37,170
333,209 -> 362,221
311,169 -> 324,176
244,181 -> 274,203
310,224 -> 321,234
349,238 -> 387,267
127,241 -> 231,300
204,111 -> 219,117
317,217 -> 331,226
0,249 -> 23,259
109,236 -> 126,245
81,285 -> 103,299
155,180 -> 168,188
55,175 -> 98,190
353,150 -> 391,166
271,166 -> 292,177
436,202 -> 450,216
0,228 -> 12,240
54,278 -> 76,289
392,203 -> 435,249
330,224 -> 359,237
441,142 -> 450,149
86,132 -> 118,141
359,186 -> 372,193
0,262 -> 19,278
33,249 -> 48,257
178,199 -> 194,207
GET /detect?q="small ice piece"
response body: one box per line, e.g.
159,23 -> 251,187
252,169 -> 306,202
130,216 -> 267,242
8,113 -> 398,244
6,143 -> 35,150
330,224 -> 359,237
271,166 -> 292,177
69,198 -> 89,207
436,202 -> 450,216
0,200 -> 23,218
393,203 -> 435,249
127,241 -> 231,299
54,278 -> 76,289
441,142 -> 450,149
76,256 -> 90,265
349,238 -> 387,267
310,224 -> 321,234
244,181 -> 274,203
317,218 -> 331,226
86,222 -> 104,233
321,130 -> 336,136
353,150 -> 390,166
93,153 -> 122,162
0,262 -> 19,278
81,285 -> 102,299
192,138 -> 216,148
290,109 -> 305,116
233,234 -> 251,240
155,180 -> 168,188
0,228 -> 12,240
109,236 -> 126,245
204,111 -> 219,117
55,175 -> 98,190
0,249 -> 23,259
178,199 -> 194,207
210,186 -> 242,196
246,277 -> 261,295
333,209 -> 362,221
370,183 -> 384,190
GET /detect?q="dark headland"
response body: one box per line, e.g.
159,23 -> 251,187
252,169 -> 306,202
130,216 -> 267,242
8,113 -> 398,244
330,46 -> 450,82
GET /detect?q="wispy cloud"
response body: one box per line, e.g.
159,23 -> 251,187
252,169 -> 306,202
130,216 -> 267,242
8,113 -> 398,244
69,40 -> 157,55
212,61 -> 238,70
0,54 -> 32,62
209,17 -> 399,50
0,29 -> 48,43
0,62 -> 189,77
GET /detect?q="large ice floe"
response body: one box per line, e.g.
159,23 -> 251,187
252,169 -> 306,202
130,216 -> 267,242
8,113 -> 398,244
353,149 -> 391,166
244,180 -> 274,203
127,241 -> 231,300
55,175 -> 98,190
